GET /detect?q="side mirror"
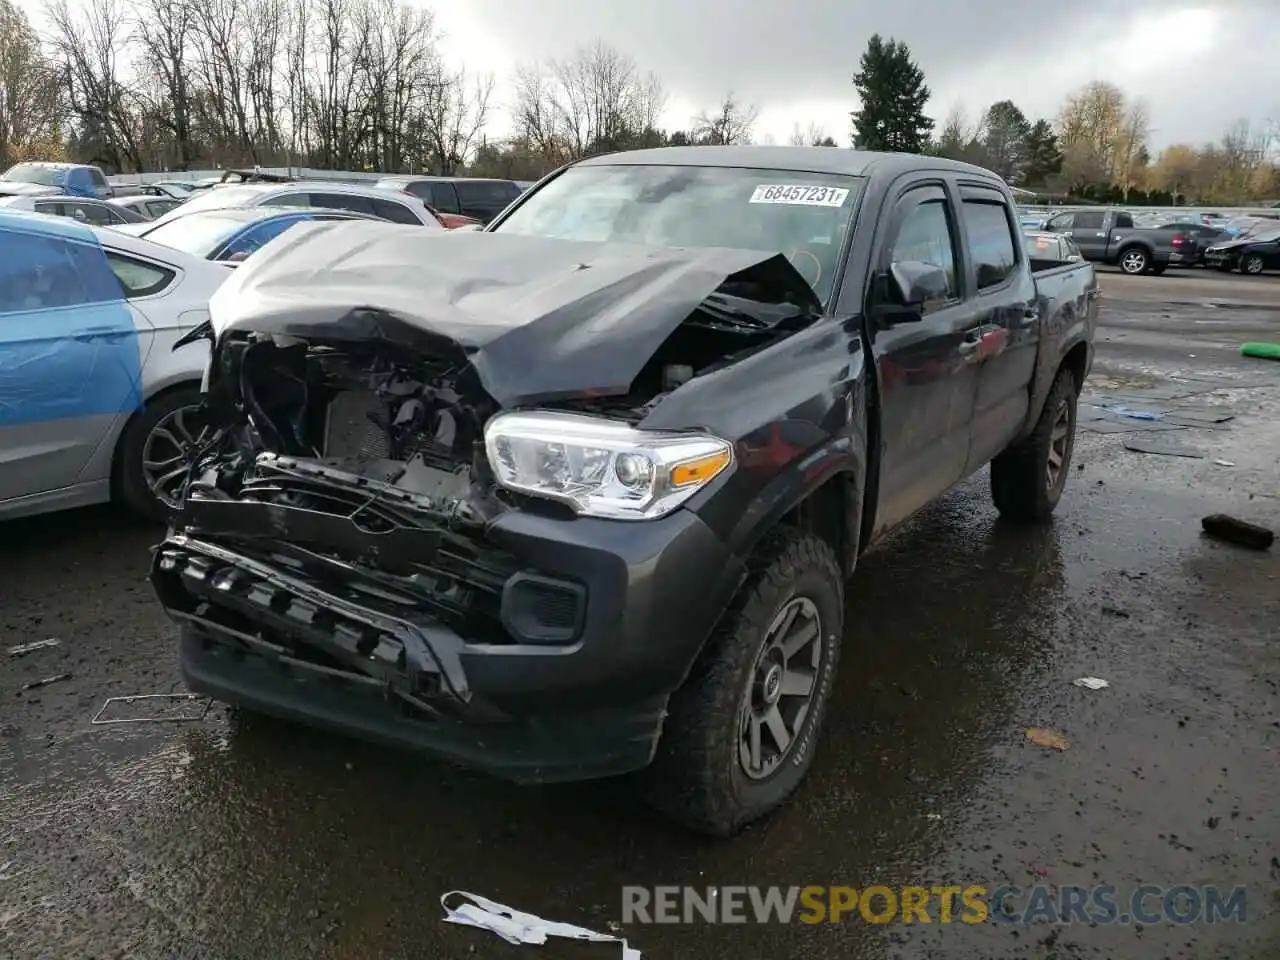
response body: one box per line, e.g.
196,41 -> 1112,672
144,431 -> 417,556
889,260 -> 950,307
225,249 -> 253,262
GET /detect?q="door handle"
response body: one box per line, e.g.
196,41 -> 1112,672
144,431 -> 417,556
958,330 -> 983,355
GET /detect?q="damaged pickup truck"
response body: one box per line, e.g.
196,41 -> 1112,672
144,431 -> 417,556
152,146 -> 1098,836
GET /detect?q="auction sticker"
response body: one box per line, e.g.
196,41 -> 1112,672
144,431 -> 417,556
750,184 -> 850,206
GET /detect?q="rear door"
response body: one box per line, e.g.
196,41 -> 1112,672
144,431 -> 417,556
958,184 -> 1039,471
865,179 -> 982,535
0,226 -> 146,505
1067,210 -> 1108,261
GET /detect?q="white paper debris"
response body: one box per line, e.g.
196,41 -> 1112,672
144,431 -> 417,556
1072,677 -> 1110,690
7,638 -> 60,657
1213,459 -> 1236,467
441,891 -> 641,959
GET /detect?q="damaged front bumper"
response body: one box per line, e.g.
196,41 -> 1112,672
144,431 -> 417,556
153,454 -> 744,783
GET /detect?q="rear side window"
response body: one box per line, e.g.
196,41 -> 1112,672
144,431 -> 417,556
1045,213 -> 1074,231
428,182 -> 460,213
1072,211 -> 1105,230
0,233 -> 89,312
106,252 -> 174,297
401,181 -> 433,203
309,192 -> 377,216
962,200 -> 1019,290
90,169 -> 109,188
454,180 -> 518,203
371,197 -> 422,224
147,200 -> 179,218
1114,212 -> 1134,229
269,192 -> 311,208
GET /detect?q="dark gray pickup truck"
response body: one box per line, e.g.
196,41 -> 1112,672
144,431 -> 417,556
1042,207 -> 1187,275
153,146 -> 1098,836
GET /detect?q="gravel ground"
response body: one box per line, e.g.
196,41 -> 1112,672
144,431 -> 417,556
2,271 -> 1279,960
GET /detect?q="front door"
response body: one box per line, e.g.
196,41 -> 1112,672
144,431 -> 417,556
0,224 -> 144,505
866,181 -> 982,537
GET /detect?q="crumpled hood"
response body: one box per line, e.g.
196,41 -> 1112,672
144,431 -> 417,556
1208,236 -> 1264,251
208,223 -> 821,407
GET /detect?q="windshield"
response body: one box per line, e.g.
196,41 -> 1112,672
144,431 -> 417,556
1,163 -> 66,186
493,164 -> 863,305
171,186 -> 266,216
142,212 -> 258,257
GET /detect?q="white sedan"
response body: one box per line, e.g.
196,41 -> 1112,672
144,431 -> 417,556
0,209 -> 231,522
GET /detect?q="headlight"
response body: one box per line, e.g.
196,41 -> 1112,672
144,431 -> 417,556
483,410 -> 733,520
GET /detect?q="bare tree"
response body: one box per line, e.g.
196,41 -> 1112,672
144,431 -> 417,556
1055,80 -> 1127,187
788,121 -> 834,147
132,0 -> 196,169
512,41 -> 666,161
692,92 -> 758,145
46,0 -> 146,171
1112,99 -> 1151,190
1,0 -> 64,167
423,69 -> 492,174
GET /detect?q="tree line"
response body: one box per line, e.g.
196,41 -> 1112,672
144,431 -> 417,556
1,2 -> 1276,204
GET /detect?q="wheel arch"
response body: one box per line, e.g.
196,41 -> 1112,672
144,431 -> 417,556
109,377 -> 204,497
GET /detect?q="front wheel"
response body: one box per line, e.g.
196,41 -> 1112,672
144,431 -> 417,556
1242,255 -> 1265,275
990,367 -> 1079,524
640,530 -> 844,837
1118,248 -> 1149,275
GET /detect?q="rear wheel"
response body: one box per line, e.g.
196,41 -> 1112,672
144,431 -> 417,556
990,367 -> 1078,523
1242,254 -> 1265,275
1118,247 -> 1149,275
115,386 -> 204,522
641,530 -> 843,837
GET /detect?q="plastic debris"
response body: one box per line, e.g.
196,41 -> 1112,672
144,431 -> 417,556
1122,439 -> 1204,458
19,674 -> 71,692
1201,514 -> 1274,551
7,639 -> 60,658
1108,406 -> 1161,420
1214,460 -> 1236,467
441,891 -> 641,959
1025,728 -> 1069,751
91,693 -> 212,725
1072,677 -> 1110,690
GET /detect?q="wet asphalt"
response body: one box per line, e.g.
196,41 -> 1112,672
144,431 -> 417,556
3,270 -> 1280,960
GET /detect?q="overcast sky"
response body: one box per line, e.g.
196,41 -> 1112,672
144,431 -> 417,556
431,0 -> 1278,151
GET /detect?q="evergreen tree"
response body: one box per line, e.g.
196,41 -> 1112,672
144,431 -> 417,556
1023,119 -> 1064,187
979,100 -> 1032,183
850,35 -> 933,153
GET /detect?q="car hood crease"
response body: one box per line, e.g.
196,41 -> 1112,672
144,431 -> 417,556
208,225 -> 822,407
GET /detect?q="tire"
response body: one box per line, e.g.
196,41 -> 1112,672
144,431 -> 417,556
990,367 -> 1078,524
640,529 -> 844,837
114,385 -> 204,522
1150,265 -> 1167,276
1118,247 -> 1149,275
1241,254 -> 1265,276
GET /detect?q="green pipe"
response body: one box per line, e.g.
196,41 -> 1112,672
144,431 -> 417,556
1240,342 -> 1280,361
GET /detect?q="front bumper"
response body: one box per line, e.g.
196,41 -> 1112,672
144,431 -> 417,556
153,477 -> 745,783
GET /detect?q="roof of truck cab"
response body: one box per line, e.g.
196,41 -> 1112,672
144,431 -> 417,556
576,145 -> 1001,180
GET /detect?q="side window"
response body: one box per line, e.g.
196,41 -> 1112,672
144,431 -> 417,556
90,169 -> 109,188
0,232 -> 90,312
371,197 -> 423,224
66,201 -> 114,227
430,183 -> 461,213
106,206 -> 131,224
962,200 -> 1019,291
403,181 -> 433,204
309,193 -> 377,216
1046,213 -> 1074,232
219,216 -> 306,261
1114,212 -> 1134,229
148,200 -> 178,218
106,252 -> 175,297
1072,211 -> 1105,230
888,196 -> 958,302
33,201 -> 62,218
270,192 -> 311,207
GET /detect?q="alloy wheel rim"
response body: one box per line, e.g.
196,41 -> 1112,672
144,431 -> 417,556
142,405 -> 202,509
1245,256 -> 1263,274
1122,251 -> 1145,273
739,596 -> 823,780
1046,398 -> 1071,491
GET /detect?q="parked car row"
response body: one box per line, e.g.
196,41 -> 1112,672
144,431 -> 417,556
1032,205 -> 1279,276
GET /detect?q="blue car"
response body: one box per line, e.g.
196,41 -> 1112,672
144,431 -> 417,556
0,162 -> 114,199
127,205 -> 385,263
